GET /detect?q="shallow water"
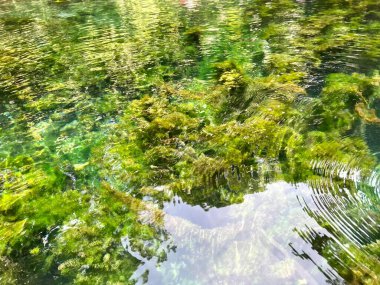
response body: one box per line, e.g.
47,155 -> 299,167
0,0 -> 379,284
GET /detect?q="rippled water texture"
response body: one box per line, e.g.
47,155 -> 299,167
126,183 -> 348,285
0,0 -> 379,284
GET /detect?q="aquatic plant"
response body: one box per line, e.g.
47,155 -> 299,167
0,0 -> 379,284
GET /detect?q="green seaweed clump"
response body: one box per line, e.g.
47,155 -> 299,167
0,0 -> 379,284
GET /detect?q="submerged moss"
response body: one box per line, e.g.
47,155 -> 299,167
0,0 -> 379,283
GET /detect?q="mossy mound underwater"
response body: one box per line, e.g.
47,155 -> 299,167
0,0 -> 380,284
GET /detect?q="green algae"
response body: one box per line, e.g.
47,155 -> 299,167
0,0 -> 379,284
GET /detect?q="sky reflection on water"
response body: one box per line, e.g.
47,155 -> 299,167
125,182 -> 347,285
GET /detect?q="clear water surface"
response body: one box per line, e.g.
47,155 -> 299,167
0,0 -> 379,284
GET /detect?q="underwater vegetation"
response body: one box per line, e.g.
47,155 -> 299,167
0,0 -> 379,284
